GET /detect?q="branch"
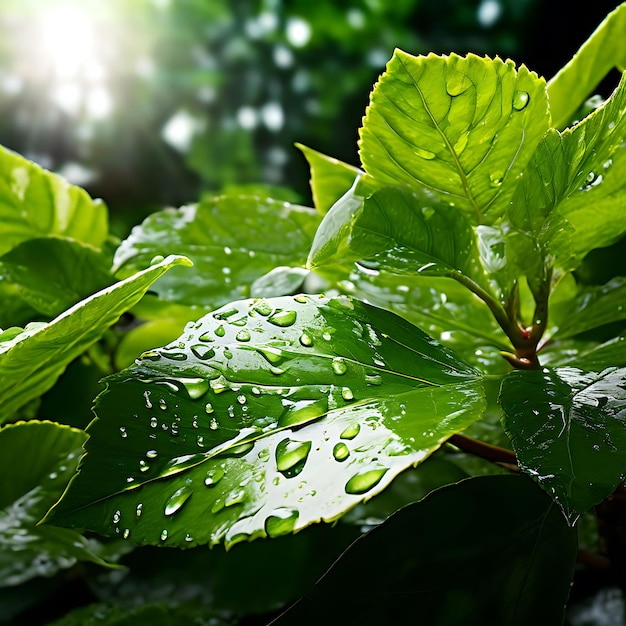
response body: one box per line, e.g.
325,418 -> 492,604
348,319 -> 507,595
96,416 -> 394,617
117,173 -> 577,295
448,433 -> 518,469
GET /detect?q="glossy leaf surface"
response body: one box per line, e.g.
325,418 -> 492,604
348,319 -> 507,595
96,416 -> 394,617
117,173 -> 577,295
0,421 -> 118,587
500,366 -> 626,524
0,145 -> 108,256
0,255 -> 190,424
45,295 -> 486,548
113,195 -> 320,313
359,51 -> 550,222
273,475 -> 577,626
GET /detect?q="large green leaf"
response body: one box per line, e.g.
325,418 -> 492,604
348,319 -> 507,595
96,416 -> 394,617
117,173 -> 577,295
0,237 -> 114,317
0,145 -> 108,256
296,143 -> 363,215
557,333 -> 626,370
0,421 -> 119,587
359,51 -> 550,222
500,366 -> 626,524
547,3 -> 626,129
113,195 -> 320,314
0,254 -> 190,424
273,475 -> 577,626
44,295 -> 486,548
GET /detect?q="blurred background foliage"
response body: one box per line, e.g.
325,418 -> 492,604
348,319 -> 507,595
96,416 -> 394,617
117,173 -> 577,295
0,0 -> 621,240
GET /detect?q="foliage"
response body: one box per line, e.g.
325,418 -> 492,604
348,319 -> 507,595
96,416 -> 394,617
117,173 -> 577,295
1,3 -> 626,625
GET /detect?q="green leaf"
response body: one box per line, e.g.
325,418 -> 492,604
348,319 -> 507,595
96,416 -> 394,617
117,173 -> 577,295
0,421 -> 119,587
113,195 -> 320,312
44,295 -> 485,549
0,237 -> 114,317
0,254 -> 191,424
359,51 -> 550,222
0,145 -> 108,256
547,3 -> 626,129
558,333 -> 626,370
296,143 -> 363,215
500,366 -> 626,524
273,475 -> 577,626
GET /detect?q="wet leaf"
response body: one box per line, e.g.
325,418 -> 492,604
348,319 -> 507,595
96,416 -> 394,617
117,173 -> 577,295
0,421 -> 119,587
500,366 -> 626,524
273,475 -> 577,626
0,144 -> 108,256
0,255 -> 190,424
44,295 -> 486,548
557,333 -> 626,371
112,195 -> 320,314
359,51 -> 550,223
547,3 -> 626,129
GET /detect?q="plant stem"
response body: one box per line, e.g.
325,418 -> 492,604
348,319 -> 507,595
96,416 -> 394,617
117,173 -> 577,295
448,433 -> 518,469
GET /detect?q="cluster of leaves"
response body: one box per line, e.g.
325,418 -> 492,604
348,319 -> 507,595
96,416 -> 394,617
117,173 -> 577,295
1,4 -> 626,625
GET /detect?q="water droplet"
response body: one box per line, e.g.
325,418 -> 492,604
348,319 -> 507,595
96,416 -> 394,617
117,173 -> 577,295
270,366 -> 286,375
279,398 -> 328,428
276,438 -> 312,477
345,468 -> 388,494
489,172 -> 503,187
446,70 -> 472,97
205,402 -> 214,414
340,423 -> 360,440
191,344 -> 215,360
322,331 -> 332,341
209,417 -> 219,430
341,387 -> 354,401
204,467 -> 225,487
237,394 -> 247,405
294,295 -> 308,303
179,377 -> 210,400
257,346 -> 284,364
164,485 -> 193,516
139,460 -> 150,472
299,333 -> 313,347
144,390 -> 153,409
158,398 -> 167,411
265,508 -> 299,537
217,441 -> 255,458
160,529 -> 168,542
268,309 -> 297,327
184,533 -> 194,543
225,488 -> 246,507
197,435 -> 206,448
119,426 -> 128,438
214,325 -> 226,338
150,255 -> 165,266
512,90 -> 529,110
112,510 -> 121,524
160,350 -> 187,361
252,300 -> 273,316
123,528 -> 131,539
332,358 -> 348,375
365,373 -> 382,386
236,329 -> 251,342
135,503 -> 143,517
333,442 -> 350,462
150,417 -> 158,429
414,146 -> 436,160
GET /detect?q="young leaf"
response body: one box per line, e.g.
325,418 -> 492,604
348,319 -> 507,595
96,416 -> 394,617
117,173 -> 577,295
0,255 -> 191,424
113,195 -> 320,313
44,295 -> 486,549
0,421 -> 119,587
359,51 -> 550,222
296,143 -> 363,214
547,3 -> 626,129
272,475 -> 577,626
0,145 -> 108,256
500,366 -> 626,525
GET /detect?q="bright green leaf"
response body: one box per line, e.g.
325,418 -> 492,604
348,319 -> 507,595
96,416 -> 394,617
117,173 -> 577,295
557,333 -> 626,370
273,475 -> 576,626
547,3 -> 626,129
296,143 -> 363,215
0,255 -> 191,424
0,145 -> 108,256
500,366 -> 626,524
44,295 -> 485,549
359,51 -> 550,222
0,421 -> 119,587
113,195 -> 320,312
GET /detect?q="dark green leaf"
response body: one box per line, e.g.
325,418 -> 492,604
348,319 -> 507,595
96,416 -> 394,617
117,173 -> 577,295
359,51 -> 550,222
0,254 -> 190,424
500,366 -> 626,524
45,295 -> 485,548
0,237 -> 114,317
0,145 -> 108,256
558,333 -> 626,370
0,421 -> 119,587
113,195 -> 320,313
273,475 -> 577,626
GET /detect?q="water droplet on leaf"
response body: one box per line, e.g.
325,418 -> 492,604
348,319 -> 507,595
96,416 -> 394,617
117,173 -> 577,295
160,529 -> 168,542
236,329 -> 251,342
268,309 -> 297,327
179,377 -> 210,400
279,398 -> 328,428
332,358 -> 347,375
265,508 -> 299,537
204,468 -> 225,487
345,468 -> 388,494
164,485 -> 193,516
512,90 -> 529,110
225,488 -> 246,507
333,442 -> 350,462
276,438 -> 312,477
340,423 -> 360,440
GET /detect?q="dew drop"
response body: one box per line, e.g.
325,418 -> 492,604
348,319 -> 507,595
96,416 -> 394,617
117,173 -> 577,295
340,423 -> 360,440
185,533 -> 194,543
123,528 -> 131,540
158,398 -> 167,411
160,529 -> 168,542
268,309 -> 297,327
237,394 -> 247,405
119,426 -> 128,438
214,325 -> 226,337
205,402 -> 214,414
139,460 -> 150,472
135,503 -> 143,517
512,90 -> 529,110
160,350 -> 187,361
204,467 -> 225,487
341,387 -> 354,401
209,417 -> 219,430
252,300 -> 273,316
191,344 -> 215,360
144,390 -> 153,409
365,373 -> 382,386
225,488 -> 246,507
236,329 -> 251,342
164,485 -> 193,516
299,333 -> 313,347
270,366 -> 286,375
265,508 -> 300,537
112,510 -> 121,524
489,172 -> 503,187
150,417 -> 158,429
332,358 -> 348,375
197,435 -> 205,448
279,398 -> 328,428
453,132 -> 469,154
150,255 -> 165,266
345,468 -> 388,494
179,377 -> 210,400
276,438 -> 312,477
333,442 -> 350,462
